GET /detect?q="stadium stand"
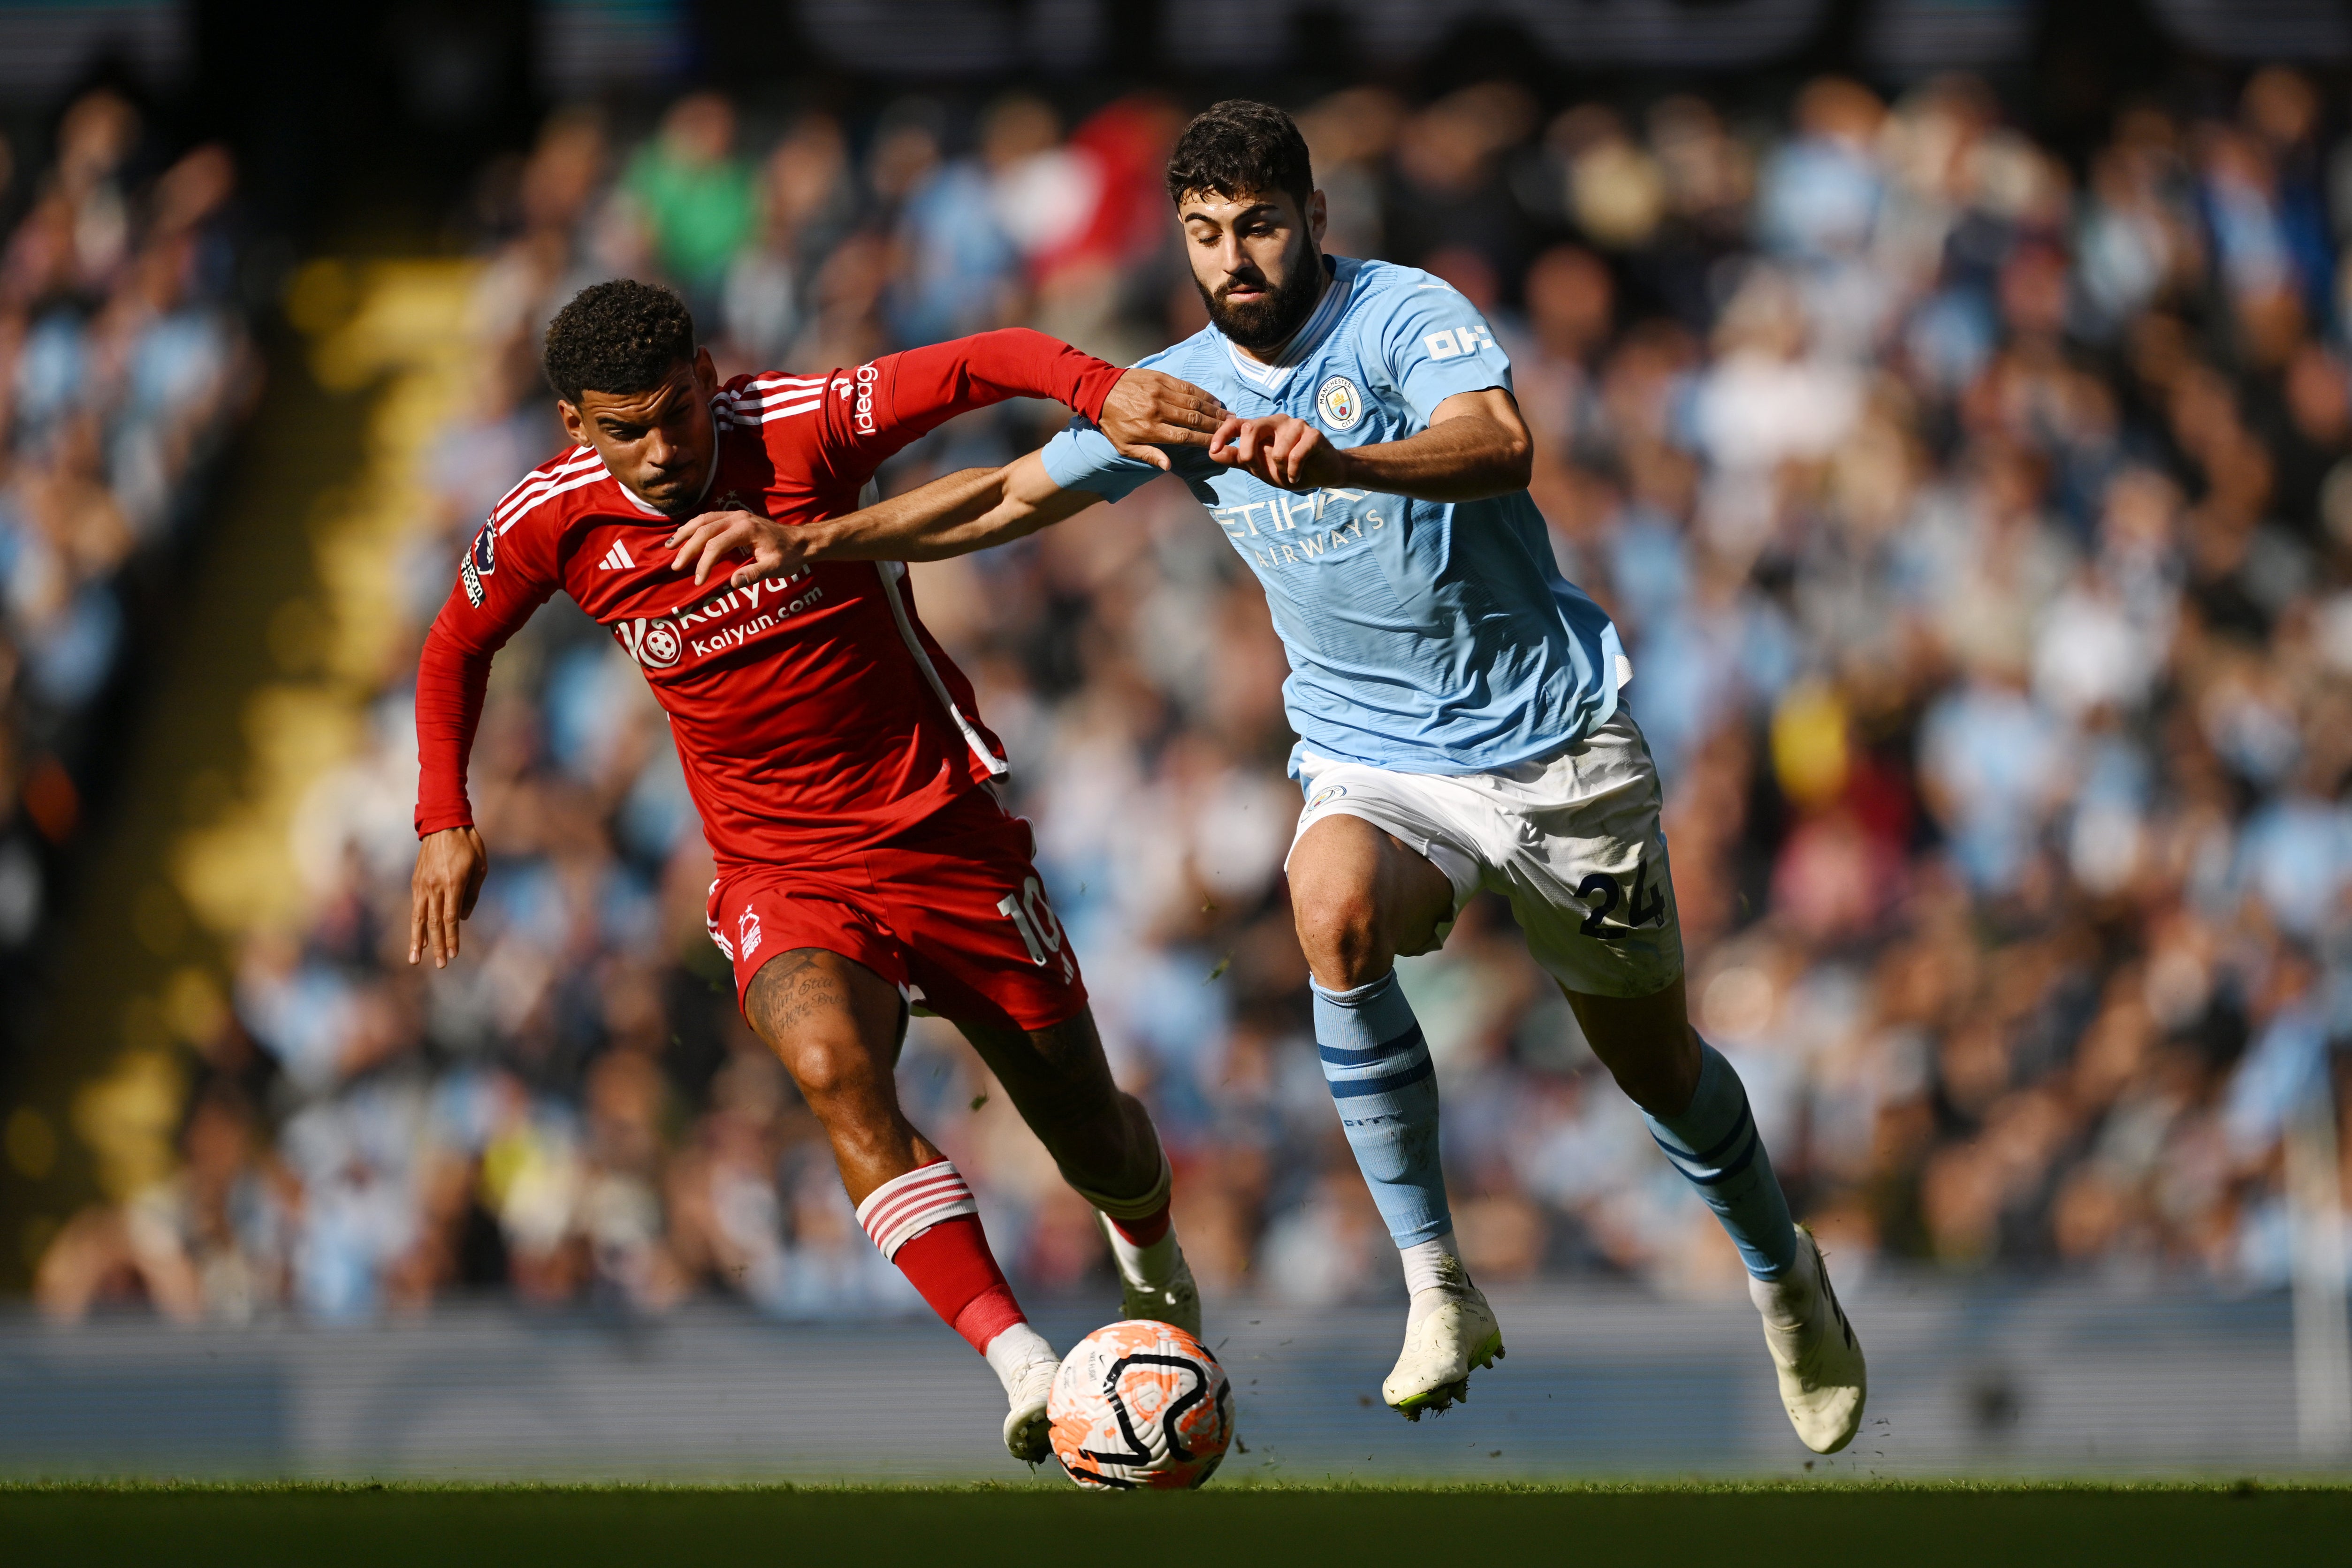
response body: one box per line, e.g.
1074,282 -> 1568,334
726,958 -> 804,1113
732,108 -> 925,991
0,88 -> 246,947
28,68 -> 2352,1321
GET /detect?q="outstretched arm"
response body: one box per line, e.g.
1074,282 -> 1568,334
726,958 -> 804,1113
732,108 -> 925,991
665,452 -> 1100,586
814,332 -> 1228,481
808,452 -> 1104,560
1207,387 -> 1532,501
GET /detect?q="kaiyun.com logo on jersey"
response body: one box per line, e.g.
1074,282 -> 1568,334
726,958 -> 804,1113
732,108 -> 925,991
609,570 -> 829,671
616,615 -> 684,669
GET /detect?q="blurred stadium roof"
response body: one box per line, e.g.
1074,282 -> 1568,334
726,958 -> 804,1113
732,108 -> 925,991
0,3 -> 2349,238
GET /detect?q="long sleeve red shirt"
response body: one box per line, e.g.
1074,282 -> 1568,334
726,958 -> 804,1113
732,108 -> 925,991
413,328 -> 1124,867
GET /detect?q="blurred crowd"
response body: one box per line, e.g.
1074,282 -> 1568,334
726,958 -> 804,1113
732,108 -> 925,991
41,65 -> 2352,1323
0,91 -> 249,959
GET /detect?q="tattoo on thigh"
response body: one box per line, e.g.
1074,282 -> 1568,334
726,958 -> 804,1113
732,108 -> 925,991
746,948 -> 845,1044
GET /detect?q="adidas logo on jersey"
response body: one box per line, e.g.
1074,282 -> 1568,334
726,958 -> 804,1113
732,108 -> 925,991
599,540 -> 635,571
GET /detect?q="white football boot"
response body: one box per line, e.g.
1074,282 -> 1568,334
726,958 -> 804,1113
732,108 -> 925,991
1097,1213 -> 1203,1339
985,1324 -> 1062,1463
1750,1225 -> 1866,1454
1381,1260 -> 1505,1420
1000,1352 -> 1058,1462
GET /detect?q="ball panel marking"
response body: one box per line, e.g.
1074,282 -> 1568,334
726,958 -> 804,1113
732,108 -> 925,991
1047,1319 -> 1235,1490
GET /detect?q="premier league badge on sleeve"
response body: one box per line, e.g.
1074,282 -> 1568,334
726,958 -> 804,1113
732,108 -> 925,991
1316,374 -> 1364,432
460,521 -> 496,607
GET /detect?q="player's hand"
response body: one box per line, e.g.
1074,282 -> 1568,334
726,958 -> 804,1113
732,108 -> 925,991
1208,414 -> 1352,492
1097,369 -> 1230,472
410,826 -> 487,969
664,508 -> 810,589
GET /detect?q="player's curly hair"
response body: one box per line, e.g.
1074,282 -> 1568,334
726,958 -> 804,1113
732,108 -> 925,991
542,279 -> 697,405
1165,99 -> 1314,211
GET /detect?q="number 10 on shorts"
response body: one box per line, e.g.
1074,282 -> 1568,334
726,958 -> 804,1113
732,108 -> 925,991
997,877 -> 1067,968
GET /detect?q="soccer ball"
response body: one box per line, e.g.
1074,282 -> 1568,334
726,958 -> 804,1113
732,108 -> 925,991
1048,1319 -> 1236,1490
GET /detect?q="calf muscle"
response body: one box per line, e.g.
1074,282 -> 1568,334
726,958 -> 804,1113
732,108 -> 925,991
1563,975 -> 1702,1118
958,1011 -> 1162,1204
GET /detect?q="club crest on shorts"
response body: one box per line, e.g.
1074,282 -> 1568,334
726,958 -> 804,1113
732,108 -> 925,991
1307,784 -> 1348,812
736,906 -> 763,961
460,522 -> 496,607
1315,375 -> 1364,432
615,615 -> 684,670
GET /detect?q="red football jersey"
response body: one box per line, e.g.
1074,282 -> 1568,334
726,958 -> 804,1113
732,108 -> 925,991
413,329 -> 1124,867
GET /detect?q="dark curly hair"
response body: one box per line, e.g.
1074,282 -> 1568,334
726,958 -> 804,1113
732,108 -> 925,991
542,279 -> 697,405
1165,99 -> 1314,211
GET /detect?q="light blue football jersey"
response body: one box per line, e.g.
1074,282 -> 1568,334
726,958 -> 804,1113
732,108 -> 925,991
1041,254 -> 1625,780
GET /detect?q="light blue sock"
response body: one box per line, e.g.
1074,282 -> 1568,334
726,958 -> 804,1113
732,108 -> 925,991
1645,1040 -> 1800,1279
1313,973 -> 1451,1248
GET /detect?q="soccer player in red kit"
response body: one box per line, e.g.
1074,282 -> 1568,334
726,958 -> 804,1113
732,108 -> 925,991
407,281 -> 1226,1462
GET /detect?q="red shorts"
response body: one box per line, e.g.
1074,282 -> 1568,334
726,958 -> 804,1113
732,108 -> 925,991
705,787 -> 1086,1034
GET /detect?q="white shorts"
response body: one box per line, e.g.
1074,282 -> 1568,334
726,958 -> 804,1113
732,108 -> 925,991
1287,708 -> 1684,999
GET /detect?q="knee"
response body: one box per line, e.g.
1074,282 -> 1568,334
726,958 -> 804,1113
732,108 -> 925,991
1292,884 -> 1386,989
780,1029 -> 879,1111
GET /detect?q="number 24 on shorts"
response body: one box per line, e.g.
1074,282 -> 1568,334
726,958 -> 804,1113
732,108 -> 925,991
1574,856 -> 1667,938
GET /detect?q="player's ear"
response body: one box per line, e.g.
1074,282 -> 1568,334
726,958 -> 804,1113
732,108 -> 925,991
693,347 -> 719,396
1307,189 -> 1328,248
556,398 -> 586,445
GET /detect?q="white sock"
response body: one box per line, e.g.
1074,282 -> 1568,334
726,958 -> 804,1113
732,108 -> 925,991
981,1322 -> 1057,1396
1400,1230 -> 1470,1296
1104,1220 -> 1180,1288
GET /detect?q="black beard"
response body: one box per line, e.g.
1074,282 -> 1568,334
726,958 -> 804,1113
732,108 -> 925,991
1202,249 -> 1328,352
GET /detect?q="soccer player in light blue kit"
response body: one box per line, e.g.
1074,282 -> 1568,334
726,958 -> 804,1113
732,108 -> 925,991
689,100 -> 1865,1453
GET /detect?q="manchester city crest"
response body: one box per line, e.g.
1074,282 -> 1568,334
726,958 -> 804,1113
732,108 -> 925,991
1315,375 -> 1364,432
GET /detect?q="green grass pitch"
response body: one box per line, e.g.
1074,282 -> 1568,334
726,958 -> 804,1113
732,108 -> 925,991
4,1481 -> 2349,1566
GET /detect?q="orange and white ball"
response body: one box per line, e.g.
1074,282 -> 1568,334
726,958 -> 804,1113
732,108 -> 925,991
1047,1319 -> 1235,1490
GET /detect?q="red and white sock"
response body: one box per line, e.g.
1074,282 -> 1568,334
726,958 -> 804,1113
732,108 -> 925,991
1104,1206 -> 1177,1287
856,1160 -> 1053,1391
1075,1157 -> 1179,1288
